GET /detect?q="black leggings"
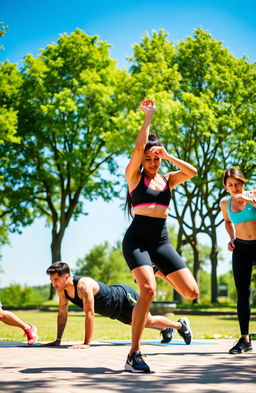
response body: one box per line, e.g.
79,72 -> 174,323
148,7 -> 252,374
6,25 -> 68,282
122,215 -> 186,276
232,238 -> 256,335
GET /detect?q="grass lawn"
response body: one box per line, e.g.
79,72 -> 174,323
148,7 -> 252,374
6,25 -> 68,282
1,310 -> 256,343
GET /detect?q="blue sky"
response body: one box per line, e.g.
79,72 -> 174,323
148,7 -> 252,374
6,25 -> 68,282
0,0 -> 255,287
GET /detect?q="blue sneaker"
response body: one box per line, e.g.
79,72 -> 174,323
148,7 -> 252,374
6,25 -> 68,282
125,351 -> 150,373
160,327 -> 174,343
177,317 -> 192,345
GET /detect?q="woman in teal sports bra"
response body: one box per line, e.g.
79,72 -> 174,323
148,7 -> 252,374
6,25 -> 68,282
220,167 -> 256,354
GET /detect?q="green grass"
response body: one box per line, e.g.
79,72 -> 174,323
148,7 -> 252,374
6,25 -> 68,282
41,300 -> 256,312
1,310 -> 255,343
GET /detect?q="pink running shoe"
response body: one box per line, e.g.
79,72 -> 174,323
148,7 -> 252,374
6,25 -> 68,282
24,325 -> 38,345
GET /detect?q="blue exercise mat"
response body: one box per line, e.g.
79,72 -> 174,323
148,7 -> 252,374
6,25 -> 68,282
99,339 -> 217,346
0,341 -> 42,347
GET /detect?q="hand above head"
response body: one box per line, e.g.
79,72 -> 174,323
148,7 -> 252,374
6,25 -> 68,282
41,339 -> 61,347
68,343 -> 90,349
149,146 -> 169,160
140,99 -> 156,114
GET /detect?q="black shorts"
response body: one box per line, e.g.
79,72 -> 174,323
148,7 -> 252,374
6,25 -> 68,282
122,215 -> 186,276
114,284 -> 139,324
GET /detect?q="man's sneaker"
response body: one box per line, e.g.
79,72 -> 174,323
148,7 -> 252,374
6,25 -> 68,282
160,327 -> 174,343
125,351 -> 150,373
177,317 -> 192,345
24,325 -> 38,345
229,337 -> 253,354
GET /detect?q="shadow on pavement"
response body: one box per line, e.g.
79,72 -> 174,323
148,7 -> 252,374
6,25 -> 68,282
0,360 -> 251,393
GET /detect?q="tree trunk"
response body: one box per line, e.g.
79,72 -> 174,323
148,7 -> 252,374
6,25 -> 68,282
51,235 -> 62,262
191,239 -> 200,304
210,231 -> 219,303
49,232 -> 63,300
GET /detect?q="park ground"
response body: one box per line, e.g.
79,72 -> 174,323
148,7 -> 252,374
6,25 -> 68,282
0,338 -> 256,393
0,311 -> 256,392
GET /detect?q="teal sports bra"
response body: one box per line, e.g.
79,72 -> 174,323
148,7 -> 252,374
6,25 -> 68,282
227,196 -> 256,225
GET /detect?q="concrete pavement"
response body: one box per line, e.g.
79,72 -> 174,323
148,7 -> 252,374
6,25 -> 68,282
0,339 -> 255,393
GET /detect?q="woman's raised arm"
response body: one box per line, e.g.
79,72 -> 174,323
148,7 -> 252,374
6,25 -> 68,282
125,100 -> 155,184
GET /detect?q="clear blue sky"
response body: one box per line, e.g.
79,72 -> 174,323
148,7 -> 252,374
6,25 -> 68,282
0,0 -> 255,287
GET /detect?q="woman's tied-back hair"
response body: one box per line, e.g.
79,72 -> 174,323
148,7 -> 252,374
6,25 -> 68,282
46,261 -> 71,276
144,133 -> 162,151
222,167 -> 248,187
125,133 -> 162,218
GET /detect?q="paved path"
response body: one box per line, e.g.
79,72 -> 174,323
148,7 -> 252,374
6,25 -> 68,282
0,339 -> 255,392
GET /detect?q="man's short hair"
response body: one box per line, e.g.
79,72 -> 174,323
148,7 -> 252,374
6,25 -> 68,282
46,262 -> 70,276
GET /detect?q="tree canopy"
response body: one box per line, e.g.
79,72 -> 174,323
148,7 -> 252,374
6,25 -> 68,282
1,27 -> 255,302
0,29 -> 129,289
0,24 -> 21,144
125,27 -> 256,301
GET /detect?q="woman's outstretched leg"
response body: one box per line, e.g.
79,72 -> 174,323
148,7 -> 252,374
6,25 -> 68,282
0,308 -> 38,345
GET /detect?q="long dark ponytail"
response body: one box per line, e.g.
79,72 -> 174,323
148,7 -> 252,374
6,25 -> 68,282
125,134 -> 162,218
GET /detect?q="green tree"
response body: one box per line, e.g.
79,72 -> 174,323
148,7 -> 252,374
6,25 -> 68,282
126,28 -> 256,303
218,271 -> 237,303
173,27 -> 256,302
0,30 -> 129,296
0,24 -> 21,260
0,284 -> 45,306
0,23 -> 21,144
0,61 -> 21,144
0,61 -> 21,254
75,241 -> 135,287
198,270 -> 211,303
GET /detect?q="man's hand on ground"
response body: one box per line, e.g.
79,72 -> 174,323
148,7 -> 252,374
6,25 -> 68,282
41,339 -> 61,347
68,343 -> 90,349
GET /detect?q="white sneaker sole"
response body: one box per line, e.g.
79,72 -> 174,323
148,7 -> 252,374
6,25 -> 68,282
124,362 -> 150,373
179,317 -> 193,344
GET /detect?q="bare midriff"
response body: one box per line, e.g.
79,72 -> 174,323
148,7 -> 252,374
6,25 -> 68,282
235,220 -> 256,240
133,204 -> 168,219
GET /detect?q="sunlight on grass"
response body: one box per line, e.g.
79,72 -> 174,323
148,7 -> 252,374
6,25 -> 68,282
1,310 -> 253,343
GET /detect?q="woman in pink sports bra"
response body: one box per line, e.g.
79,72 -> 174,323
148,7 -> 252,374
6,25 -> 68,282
220,167 -> 256,354
122,99 -> 199,373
